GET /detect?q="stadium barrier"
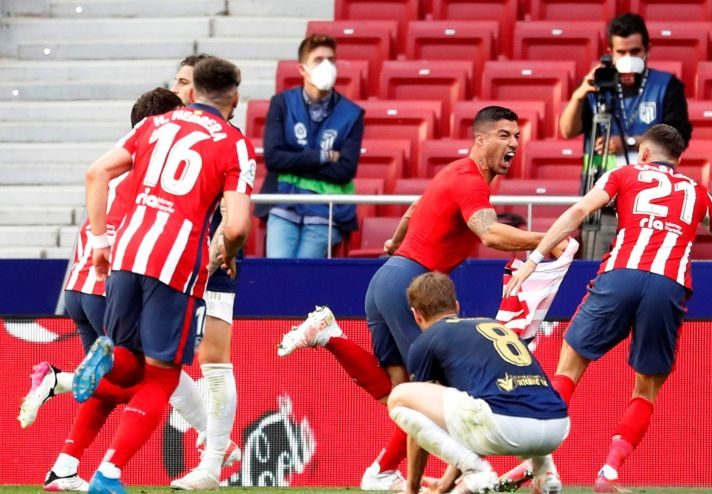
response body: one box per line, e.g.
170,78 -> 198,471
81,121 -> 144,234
1,317 -> 710,488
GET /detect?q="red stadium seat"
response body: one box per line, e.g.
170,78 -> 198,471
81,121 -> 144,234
646,22 -> 711,97
334,0 -> 421,54
527,0 -> 616,21
481,61 -> 575,138
353,177 -> 385,228
696,62 -> 712,100
512,21 -> 605,81
522,138 -> 584,180
356,100 -> 442,177
687,100 -> 712,140
496,178 -> 579,223
274,60 -> 369,100
378,60 -> 471,136
347,216 -> 401,258
307,20 -> 398,94
357,139 -> 410,194
418,139 -> 472,178
383,178 -> 430,216
405,21 -> 497,94
629,0 -> 712,21
245,99 -> 270,140
647,60 -> 683,82
678,139 -> 712,186
249,138 -> 266,180
430,0 -> 518,57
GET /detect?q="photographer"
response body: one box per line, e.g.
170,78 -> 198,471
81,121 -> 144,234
559,12 -> 691,258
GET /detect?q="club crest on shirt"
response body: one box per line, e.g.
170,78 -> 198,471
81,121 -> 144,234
294,123 -> 307,145
320,129 -> 338,151
639,102 -> 656,124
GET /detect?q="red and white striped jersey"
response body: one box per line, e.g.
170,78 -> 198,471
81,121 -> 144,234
595,163 -> 712,290
65,172 -> 132,295
110,107 -> 256,298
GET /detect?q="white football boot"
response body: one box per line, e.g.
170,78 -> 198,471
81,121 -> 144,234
277,306 -> 343,357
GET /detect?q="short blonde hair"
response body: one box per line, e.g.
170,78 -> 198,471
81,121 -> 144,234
407,272 -> 458,321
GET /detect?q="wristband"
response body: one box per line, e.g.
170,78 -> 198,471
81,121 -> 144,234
528,249 -> 545,265
90,233 -> 111,249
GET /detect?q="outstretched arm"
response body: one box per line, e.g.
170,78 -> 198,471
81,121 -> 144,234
385,201 -> 418,255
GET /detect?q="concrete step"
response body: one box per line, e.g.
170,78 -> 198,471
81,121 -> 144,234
0,247 -> 46,259
0,80 -> 161,101
2,0 -> 50,17
1,164 -> 87,185
43,246 -> 74,259
198,37 -> 298,60
212,17 -> 311,38
0,225 -> 60,247
0,121 -> 131,143
18,38 -> 196,61
0,100 -> 133,122
59,225 -> 80,247
48,0 -> 225,18
0,143 -> 112,164
0,185 -> 84,206
227,0 -> 333,18
0,206 -> 76,225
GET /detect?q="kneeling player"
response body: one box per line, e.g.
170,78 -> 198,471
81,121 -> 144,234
388,273 -> 569,494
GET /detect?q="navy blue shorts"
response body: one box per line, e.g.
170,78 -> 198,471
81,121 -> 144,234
104,271 -> 205,365
565,269 -> 687,375
64,290 -> 106,353
365,256 -> 429,368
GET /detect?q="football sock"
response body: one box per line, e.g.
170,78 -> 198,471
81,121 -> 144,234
613,397 -> 654,448
325,338 -> 392,400
106,364 -> 180,468
55,372 -> 74,395
62,397 -> 116,460
199,363 -> 237,474
51,453 -> 80,477
97,461 -> 121,480
551,374 -> 576,406
169,370 -> 208,435
531,454 -> 556,477
389,406 -> 489,474
104,346 -> 145,387
377,427 -> 408,472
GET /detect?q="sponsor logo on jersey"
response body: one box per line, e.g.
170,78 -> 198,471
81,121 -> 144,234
639,214 -> 682,236
496,373 -> 549,392
136,186 -> 175,213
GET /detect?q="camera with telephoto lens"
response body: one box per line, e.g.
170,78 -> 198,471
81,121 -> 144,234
593,54 -> 619,92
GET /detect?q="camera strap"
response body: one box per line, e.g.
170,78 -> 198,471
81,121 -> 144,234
615,68 -> 649,137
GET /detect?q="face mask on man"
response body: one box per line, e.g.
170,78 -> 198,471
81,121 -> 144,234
305,60 -> 337,92
616,55 -> 645,86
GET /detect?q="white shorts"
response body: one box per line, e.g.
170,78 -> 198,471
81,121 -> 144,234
443,388 -> 570,457
204,290 -> 235,325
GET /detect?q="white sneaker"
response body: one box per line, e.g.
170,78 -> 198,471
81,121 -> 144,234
453,471 -> 498,494
531,472 -> 562,494
19,362 -> 59,428
43,470 -> 89,492
277,306 -> 343,357
170,468 -> 220,490
360,461 -> 405,491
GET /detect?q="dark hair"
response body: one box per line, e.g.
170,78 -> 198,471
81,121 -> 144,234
407,272 -> 458,321
473,105 -> 518,134
179,53 -> 211,68
130,87 -> 183,127
641,124 -> 685,161
298,34 -> 337,62
608,13 -> 649,50
192,56 -> 241,105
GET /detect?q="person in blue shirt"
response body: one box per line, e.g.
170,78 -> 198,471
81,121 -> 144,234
388,272 -> 569,494
255,34 -> 364,258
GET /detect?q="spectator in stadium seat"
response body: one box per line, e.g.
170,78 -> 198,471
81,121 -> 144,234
559,12 -> 692,259
387,272 -> 569,494
255,34 -> 364,258
504,124 -> 711,493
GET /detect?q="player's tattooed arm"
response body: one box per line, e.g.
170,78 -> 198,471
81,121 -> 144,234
207,199 -> 228,275
468,207 -> 544,251
467,208 -> 498,237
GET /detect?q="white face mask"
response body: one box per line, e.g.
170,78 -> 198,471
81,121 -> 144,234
306,60 -> 337,92
615,55 -> 645,75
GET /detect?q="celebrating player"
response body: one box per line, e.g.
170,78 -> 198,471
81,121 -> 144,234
504,124 -> 712,493
388,272 -> 569,494
73,56 -> 253,494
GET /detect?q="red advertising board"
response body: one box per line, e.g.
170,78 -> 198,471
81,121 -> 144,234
1,318 -> 710,487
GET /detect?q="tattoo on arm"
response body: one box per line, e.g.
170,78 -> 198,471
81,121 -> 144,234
467,208 -> 497,237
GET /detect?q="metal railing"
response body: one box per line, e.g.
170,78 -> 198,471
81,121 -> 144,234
252,194 -> 581,258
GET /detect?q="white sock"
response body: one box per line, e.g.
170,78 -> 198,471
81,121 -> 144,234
199,363 -> 237,473
52,453 -> 79,477
599,464 -> 618,480
531,454 -> 556,477
169,371 -> 207,436
98,461 -> 121,480
389,406 -> 489,474
55,372 -> 74,395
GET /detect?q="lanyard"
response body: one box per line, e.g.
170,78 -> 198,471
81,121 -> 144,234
615,68 -> 649,135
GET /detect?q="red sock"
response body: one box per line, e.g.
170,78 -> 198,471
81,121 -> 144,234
326,338 -> 392,400
612,397 -> 654,448
94,380 -> 140,404
62,397 -> 116,459
551,374 -> 576,406
377,426 -> 408,472
105,346 -> 144,386
604,436 -> 634,473
105,364 -> 180,468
